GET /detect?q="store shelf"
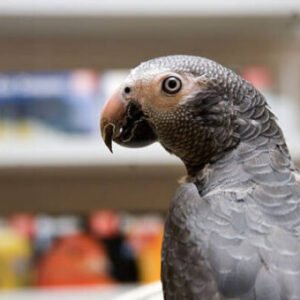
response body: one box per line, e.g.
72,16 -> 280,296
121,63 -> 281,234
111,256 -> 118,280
0,136 -> 179,168
0,0 -> 299,17
0,164 -> 184,213
0,283 -> 164,300
0,285 -> 135,300
0,0 -> 298,42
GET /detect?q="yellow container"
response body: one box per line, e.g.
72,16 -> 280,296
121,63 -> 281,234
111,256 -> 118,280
0,228 -> 31,289
137,230 -> 163,283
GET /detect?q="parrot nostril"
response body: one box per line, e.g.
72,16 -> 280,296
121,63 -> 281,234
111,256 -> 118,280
124,86 -> 131,94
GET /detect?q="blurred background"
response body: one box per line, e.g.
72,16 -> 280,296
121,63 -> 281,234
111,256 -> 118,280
0,0 -> 300,298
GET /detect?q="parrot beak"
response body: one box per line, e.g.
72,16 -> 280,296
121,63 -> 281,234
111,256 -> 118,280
100,90 -> 157,153
100,90 -> 126,153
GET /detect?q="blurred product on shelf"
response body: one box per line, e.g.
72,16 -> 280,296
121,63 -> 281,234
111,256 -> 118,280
0,70 -> 130,140
36,233 -> 114,287
124,215 -> 163,283
0,227 -> 31,289
0,210 -> 164,291
9,213 -> 36,240
0,71 -> 100,138
89,210 -> 138,283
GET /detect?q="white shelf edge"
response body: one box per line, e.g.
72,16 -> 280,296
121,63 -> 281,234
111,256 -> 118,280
0,285 -> 135,300
0,137 -> 181,168
0,0 -> 299,17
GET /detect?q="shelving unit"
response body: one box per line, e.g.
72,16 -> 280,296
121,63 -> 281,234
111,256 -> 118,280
0,1 -> 299,211
0,1 -> 298,70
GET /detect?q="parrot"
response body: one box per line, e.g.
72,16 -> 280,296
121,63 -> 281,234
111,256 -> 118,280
100,55 -> 300,300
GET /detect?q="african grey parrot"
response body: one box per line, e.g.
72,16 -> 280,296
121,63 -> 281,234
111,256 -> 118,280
100,55 -> 300,299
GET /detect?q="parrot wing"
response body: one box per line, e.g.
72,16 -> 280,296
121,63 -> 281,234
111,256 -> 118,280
162,157 -> 300,300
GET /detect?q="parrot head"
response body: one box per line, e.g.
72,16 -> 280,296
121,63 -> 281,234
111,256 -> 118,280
101,55 -> 269,175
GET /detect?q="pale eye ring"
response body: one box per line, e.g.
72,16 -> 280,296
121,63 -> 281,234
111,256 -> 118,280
162,76 -> 182,94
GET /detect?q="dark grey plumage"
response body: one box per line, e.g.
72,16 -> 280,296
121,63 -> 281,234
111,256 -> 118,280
101,55 -> 300,300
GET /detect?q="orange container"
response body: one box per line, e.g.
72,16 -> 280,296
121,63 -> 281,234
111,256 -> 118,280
36,234 -> 114,287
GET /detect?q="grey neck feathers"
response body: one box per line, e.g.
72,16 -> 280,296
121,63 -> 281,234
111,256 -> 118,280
187,73 -> 290,178
192,134 -> 294,198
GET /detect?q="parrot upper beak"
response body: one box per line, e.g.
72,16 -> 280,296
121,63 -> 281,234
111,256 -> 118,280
100,90 -> 157,152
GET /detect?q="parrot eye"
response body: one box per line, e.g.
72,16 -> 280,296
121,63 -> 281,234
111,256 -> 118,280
124,86 -> 131,94
162,76 -> 182,94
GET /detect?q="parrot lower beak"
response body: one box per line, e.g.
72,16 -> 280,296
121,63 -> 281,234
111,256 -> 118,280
101,121 -> 116,153
100,90 -> 157,152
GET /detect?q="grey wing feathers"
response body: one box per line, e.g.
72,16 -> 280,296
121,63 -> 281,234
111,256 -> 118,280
162,183 -> 221,299
163,145 -> 300,299
202,186 -> 300,299
206,143 -> 300,300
